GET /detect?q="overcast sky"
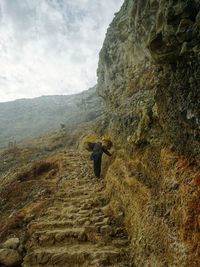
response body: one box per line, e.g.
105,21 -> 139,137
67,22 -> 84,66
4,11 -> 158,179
0,0 -> 123,102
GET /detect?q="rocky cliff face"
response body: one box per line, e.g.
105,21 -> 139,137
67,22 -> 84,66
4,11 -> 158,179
97,0 -> 200,266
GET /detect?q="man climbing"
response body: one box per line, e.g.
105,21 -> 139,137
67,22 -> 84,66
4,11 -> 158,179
91,142 -> 112,178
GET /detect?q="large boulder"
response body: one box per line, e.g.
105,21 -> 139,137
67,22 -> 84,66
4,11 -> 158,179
2,238 -> 20,250
0,248 -> 22,266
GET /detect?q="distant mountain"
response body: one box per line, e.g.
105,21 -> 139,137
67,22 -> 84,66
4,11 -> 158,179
0,86 -> 103,148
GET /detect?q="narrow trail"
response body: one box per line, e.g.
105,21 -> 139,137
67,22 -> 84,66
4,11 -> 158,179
23,150 -> 131,267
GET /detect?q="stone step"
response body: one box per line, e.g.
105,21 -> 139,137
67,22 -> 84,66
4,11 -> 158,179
43,212 -> 94,222
29,222 -> 112,248
29,228 -> 87,247
43,205 -> 104,216
42,213 -> 78,221
56,187 -> 97,197
28,220 -> 75,232
53,196 -> 93,204
22,151 -> 131,266
23,244 -> 128,267
91,214 -> 109,223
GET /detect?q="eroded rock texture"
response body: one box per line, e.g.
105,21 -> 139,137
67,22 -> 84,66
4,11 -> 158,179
97,0 -> 200,266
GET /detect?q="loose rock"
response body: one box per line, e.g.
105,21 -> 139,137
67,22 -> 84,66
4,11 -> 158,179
0,248 -> 22,266
2,238 -> 20,250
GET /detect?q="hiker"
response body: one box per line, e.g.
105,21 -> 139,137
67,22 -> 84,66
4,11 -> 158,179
90,142 -> 112,178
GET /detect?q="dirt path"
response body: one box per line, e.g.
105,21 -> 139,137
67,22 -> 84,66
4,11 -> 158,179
22,150 -> 130,267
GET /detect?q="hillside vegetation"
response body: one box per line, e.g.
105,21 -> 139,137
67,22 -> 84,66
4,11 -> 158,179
0,86 -> 103,148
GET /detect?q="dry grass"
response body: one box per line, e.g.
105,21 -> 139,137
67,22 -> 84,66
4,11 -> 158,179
103,147 -> 200,266
0,201 -> 47,242
0,145 -> 61,243
17,161 -> 59,182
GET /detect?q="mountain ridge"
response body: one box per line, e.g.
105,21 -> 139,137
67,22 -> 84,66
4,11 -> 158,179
0,86 -> 103,148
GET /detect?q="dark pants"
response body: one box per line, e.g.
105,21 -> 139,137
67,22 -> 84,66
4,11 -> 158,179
92,153 -> 102,178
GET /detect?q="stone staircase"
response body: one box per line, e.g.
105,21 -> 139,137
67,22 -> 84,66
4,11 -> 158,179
23,150 -> 131,267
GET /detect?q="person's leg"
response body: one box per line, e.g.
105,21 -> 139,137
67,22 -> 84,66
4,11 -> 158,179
96,156 -> 102,178
93,155 -> 102,178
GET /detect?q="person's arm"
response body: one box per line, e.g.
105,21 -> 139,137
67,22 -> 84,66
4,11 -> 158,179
102,146 -> 112,156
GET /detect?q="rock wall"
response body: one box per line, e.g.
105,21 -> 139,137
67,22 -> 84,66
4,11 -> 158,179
97,0 -> 200,266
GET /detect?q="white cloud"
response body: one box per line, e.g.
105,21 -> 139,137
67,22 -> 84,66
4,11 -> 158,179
0,0 -> 123,102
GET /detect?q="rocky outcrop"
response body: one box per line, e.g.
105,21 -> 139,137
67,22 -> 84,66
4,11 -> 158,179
97,0 -> 200,266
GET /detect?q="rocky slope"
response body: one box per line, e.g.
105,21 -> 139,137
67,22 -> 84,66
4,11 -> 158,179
97,0 -> 200,266
0,86 -> 103,148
